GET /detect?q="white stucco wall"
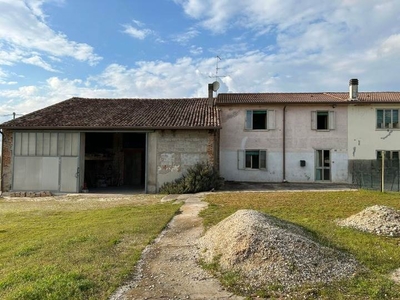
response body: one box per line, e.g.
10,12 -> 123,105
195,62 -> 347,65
348,104 -> 400,160
219,104 -> 349,182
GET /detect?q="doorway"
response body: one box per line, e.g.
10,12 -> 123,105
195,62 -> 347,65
315,150 -> 330,181
84,132 -> 146,191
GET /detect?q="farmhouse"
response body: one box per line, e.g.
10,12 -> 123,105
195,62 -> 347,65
2,79 -> 400,193
0,98 -> 220,193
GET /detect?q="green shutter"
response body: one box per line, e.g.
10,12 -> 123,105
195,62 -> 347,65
245,110 -> 252,129
377,110 -> 383,128
260,150 -> 267,169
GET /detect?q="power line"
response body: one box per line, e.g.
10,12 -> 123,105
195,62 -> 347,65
1,113 -> 23,119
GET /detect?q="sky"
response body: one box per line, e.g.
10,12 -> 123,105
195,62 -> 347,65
1,0 -> 400,123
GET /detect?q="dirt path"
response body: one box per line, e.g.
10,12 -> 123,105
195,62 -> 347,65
110,194 -> 243,300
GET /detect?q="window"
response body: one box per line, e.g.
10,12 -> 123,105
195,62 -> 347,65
311,111 -> 335,130
376,109 -> 399,129
245,110 -> 275,130
237,150 -> 267,170
14,132 -> 79,157
377,150 -> 400,160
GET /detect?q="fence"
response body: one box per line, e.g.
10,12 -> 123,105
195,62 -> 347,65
350,159 -> 400,192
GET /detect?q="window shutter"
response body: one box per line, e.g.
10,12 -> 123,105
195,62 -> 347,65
311,111 -> 317,130
267,110 -> 275,130
237,150 -> 245,169
377,109 -> 383,128
245,110 -> 252,129
329,111 -> 335,130
260,150 -> 267,170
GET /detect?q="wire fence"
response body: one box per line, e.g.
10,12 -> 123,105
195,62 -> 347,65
350,160 -> 400,192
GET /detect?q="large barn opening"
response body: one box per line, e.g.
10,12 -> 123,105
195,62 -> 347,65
84,132 -> 146,193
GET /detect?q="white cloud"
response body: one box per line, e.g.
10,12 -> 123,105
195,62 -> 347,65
22,55 -> 59,72
122,20 -> 153,40
189,46 -> 203,55
0,0 -> 101,70
171,28 -> 200,44
2,0 -> 400,121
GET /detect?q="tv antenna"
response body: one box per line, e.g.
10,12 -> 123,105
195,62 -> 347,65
209,55 -> 227,84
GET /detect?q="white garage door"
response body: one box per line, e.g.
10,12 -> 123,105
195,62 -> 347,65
13,132 -> 80,192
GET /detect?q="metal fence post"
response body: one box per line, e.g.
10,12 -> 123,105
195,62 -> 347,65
381,151 -> 385,193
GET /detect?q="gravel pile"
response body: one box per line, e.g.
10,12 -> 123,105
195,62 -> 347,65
199,209 -> 360,292
337,205 -> 400,237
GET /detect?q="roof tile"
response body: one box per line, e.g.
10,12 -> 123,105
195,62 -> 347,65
216,92 -> 400,104
0,97 -> 221,130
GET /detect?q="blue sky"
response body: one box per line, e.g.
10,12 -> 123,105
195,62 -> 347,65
1,0 -> 400,123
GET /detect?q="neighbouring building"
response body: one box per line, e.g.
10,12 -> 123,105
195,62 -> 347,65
2,79 -> 400,193
0,98 -> 220,193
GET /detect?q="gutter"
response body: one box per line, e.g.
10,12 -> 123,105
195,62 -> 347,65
0,126 -> 222,131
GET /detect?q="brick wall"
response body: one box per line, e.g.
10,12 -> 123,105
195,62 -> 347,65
1,129 -> 13,192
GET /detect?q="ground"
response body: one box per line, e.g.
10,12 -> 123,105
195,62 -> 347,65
110,193 -> 243,300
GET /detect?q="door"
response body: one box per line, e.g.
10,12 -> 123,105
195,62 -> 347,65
316,150 -> 330,181
60,157 -> 79,192
124,150 -> 142,186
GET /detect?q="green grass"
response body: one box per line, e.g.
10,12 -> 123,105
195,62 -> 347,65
200,190 -> 400,299
0,195 -> 181,300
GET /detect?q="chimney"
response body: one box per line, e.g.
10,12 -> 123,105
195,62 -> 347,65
208,83 -> 214,107
349,78 -> 359,100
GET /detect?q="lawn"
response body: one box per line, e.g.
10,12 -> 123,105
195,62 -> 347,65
200,190 -> 400,299
0,195 -> 181,300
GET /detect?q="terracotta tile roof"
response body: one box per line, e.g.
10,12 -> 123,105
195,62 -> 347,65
216,92 -> 400,105
0,97 -> 221,130
325,92 -> 400,102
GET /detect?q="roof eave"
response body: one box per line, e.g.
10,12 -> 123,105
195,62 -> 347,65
215,101 -> 348,106
0,125 -> 221,131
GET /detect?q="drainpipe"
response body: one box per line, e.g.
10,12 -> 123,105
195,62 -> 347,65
282,106 -> 287,182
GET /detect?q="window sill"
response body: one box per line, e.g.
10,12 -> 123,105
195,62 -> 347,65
244,129 -> 271,132
376,128 -> 400,130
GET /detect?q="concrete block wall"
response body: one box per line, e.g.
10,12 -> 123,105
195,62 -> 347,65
147,129 -> 218,192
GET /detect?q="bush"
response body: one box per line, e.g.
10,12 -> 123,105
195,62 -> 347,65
159,162 -> 224,194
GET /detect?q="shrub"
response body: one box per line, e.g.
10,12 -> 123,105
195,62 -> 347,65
159,162 -> 224,194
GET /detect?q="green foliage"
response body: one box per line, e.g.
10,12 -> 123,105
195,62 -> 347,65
159,162 -> 224,194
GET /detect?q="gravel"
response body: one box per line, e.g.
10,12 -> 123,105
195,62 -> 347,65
199,209 -> 360,292
337,205 -> 400,237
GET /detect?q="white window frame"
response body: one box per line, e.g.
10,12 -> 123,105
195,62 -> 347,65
311,111 -> 335,131
237,150 -> 267,170
245,110 -> 275,130
376,109 -> 399,129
